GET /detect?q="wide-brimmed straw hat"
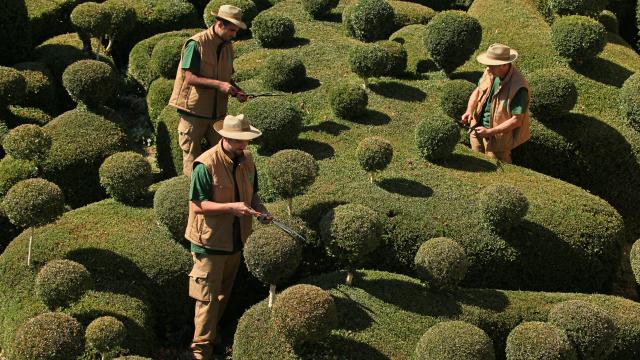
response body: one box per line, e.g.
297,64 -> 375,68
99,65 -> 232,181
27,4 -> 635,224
214,114 -> 262,140
476,43 -> 518,65
211,4 -> 247,29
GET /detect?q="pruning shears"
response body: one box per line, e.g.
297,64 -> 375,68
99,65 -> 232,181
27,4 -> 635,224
456,120 -> 483,134
257,214 -> 306,242
232,91 -> 286,99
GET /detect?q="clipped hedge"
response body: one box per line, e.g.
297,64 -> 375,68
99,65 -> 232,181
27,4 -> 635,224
302,0 -> 339,19
13,62 -> 58,114
62,60 -> 116,108
5,106 -> 54,127
2,124 -> 51,163
424,10 -> 482,74
414,237 -> 468,290
244,225 -> 302,286
204,0 -> 258,28
251,13 -> 295,48
329,83 -> 368,119
356,136 -> 393,178
550,15 -> 607,63
505,321 -> 576,360
477,183 -> 529,233
632,239 -> 640,285
0,157 -> 37,198
621,72 -> 640,132
414,321 -> 495,360
99,152 -> 153,204
343,0 -> 395,42
10,312 -> 84,360
390,1 -> 436,29
155,105 -> 182,177
2,178 -> 64,229
149,37 -> 184,79
415,113 -> 460,161
35,259 -> 92,310
0,0 -> 31,66
153,175 -> 190,241
262,53 -> 307,91
440,79 -> 476,120
549,0 -> 608,16
242,97 -> 302,151
528,68 -> 577,120
147,78 -> 175,124
377,40 -> 408,76
85,316 -> 127,357
349,43 -> 391,85
0,67 -> 27,108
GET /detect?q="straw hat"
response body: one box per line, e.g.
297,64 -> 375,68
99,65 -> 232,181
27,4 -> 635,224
211,4 -> 247,29
214,114 -> 262,140
476,43 -> 518,66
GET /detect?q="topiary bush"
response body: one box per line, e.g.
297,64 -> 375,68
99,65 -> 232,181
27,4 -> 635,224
11,312 -> 84,360
0,66 -> 27,108
550,15 -> 607,63
147,78 -> 175,124
414,237 -> 468,291
528,68 -> 577,120
302,0 -> 339,19
390,1 -> 435,29
86,316 -> 127,358
155,105 -> 182,177
2,178 -> 64,229
344,0 -> 395,42
329,83 -> 368,119
154,175 -> 190,241
99,151 -> 152,204
620,72 -> 640,132
262,53 -> 307,91
477,183 -> 528,233
357,136 -> 393,183
349,43 -> 391,87
242,97 -> 302,152
204,0 -> 258,28
548,300 -> 617,360
70,2 -> 111,52
266,149 -> 318,215
0,0 -> 31,66
13,62 -> 58,114
505,321 -> 577,360
271,284 -> 337,345
2,124 -> 52,163
550,0 -> 608,16
0,157 -> 37,198
414,320 -> 495,360
62,60 -> 116,108
35,259 -> 92,310
631,239 -> 640,285
424,10 -> 482,75
440,79 -> 476,120
415,113 -> 460,162
6,106 -> 54,126
598,10 -> 619,33
251,13 -> 295,48
149,36 -> 184,79
377,40 -> 408,76
244,225 -> 303,288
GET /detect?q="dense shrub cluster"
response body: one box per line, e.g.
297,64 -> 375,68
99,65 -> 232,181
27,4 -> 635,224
147,78 -> 175,124
0,67 -> 27,107
244,226 -> 302,286
0,0 -> 31,66
204,0 -> 258,28
302,0 -> 339,19
2,178 -> 64,228
0,157 -> 37,198
62,60 -> 116,108
414,237 -> 468,290
2,124 -> 51,163
414,321 -> 495,360
36,259 -> 92,310
86,316 -> 127,357
150,37 -> 184,79
329,83 -> 368,119
550,15 -> 607,63
154,175 -> 190,240
415,113 -> 460,161
356,137 -> 393,181
11,312 -> 84,360
598,10 -> 618,33
529,69 -> 577,120
505,321 -> 577,360
242,97 -> 302,151
262,53 -> 307,91
251,13 -> 295,48
343,0 -> 395,42
34,33 -> 109,82
13,62 -> 58,114
266,150 -> 318,213
440,79 -> 476,120
549,0 -> 608,16
99,152 -> 152,204
620,73 -> 640,132
477,183 -> 529,233
424,10 -> 482,74
390,1 -> 435,29
377,40 -> 408,76
349,43 -> 391,86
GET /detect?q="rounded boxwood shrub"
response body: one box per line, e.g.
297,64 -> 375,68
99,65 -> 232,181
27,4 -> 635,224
550,0 -> 608,16
86,316 -> 127,357
357,136 -> 393,181
631,239 -> 640,285
424,10 -> 482,75
11,312 -> 84,360
550,15 -> 607,63
302,0 -> 339,19
149,36 -> 183,79
329,83 -> 368,119
529,69 -> 578,120
242,97 -> 302,151
344,0 -> 395,42
505,321 -> 577,360
598,10 -> 619,33
414,237 -> 468,291
440,79 -> 476,120
620,72 -> 640,132
0,66 -> 27,107
147,78 -> 175,124
62,60 -> 116,107
2,124 -> 52,163
262,53 -> 307,91
244,225 -> 303,286
35,259 -> 92,310
0,0 -> 31,66
414,320 -> 495,360
251,13 -> 295,48
0,157 -> 37,198
266,149 -> 318,214
153,175 -> 190,240
377,40 -> 408,76
2,178 -> 64,228
99,151 -> 152,204
204,0 -> 258,28
477,183 -> 528,233
390,1 -> 435,29
548,300 -> 616,360
14,62 -> 58,114
271,284 -> 337,345
71,2 -> 110,41
415,113 -> 460,162
349,43 -> 391,86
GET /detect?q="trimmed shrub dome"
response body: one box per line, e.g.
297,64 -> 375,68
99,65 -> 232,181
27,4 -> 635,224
377,40 -> 408,76
36,259 -> 92,310
71,2 -> 110,41
242,97 -> 302,151
2,124 -> 52,163
2,178 -> 64,228
266,149 -> 319,200
0,66 -> 27,107
631,239 -> 640,285
0,157 -> 37,198
147,78 -> 175,124
302,0 -> 339,19
477,183 -> 529,232
550,0 -> 608,16
529,69 -> 578,120
244,225 -> 303,285
505,321 -> 577,360
62,59 -> 116,107
344,0 -> 395,42
390,1 -> 435,29
414,320 -> 495,360
251,13 -> 295,48
440,79 -> 476,120
154,175 -> 190,241
262,53 -> 307,91
99,151 -> 152,204
357,136 -> 393,173
13,62 -> 58,114
349,43 -> 391,83
415,113 -> 460,162
621,72 -> 640,132
598,10 -> 619,33
550,15 -> 606,63
86,316 -> 127,356
204,0 -> 258,28
424,10 -> 482,75
414,237 -> 468,290
149,37 -> 183,79
330,83 -> 368,119
11,312 -> 84,360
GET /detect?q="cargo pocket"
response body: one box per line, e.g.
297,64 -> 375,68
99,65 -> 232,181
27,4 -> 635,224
178,120 -> 193,152
188,269 -> 211,301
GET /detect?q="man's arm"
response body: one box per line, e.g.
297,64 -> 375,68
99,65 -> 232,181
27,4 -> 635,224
461,87 -> 482,124
189,163 -> 258,217
184,70 -> 237,95
475,114 -> 524,138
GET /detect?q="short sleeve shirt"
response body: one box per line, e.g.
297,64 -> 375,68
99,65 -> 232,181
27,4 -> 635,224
181,40 -> 200,73
480,77 -> 529,128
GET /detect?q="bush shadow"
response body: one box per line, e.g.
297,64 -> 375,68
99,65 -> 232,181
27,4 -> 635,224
304,120 -> 350,135
272,37 -> 311,49
298,334 -> 388,360
332,291 -> 374,331
369,81 -> 426,102
376,178 -> 433,198
351,109 -> 391,126
292,77 -> 321,93
451,71 -> 483,84
317,12 -> 342,23
296,138 -> 335,160
416,59 -> 440,73
435,153 -> 497,173
571,56 -> 634,87
451,288 -> 510,312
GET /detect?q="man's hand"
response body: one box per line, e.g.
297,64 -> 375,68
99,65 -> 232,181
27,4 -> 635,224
257,213 -> 273,224
228,202 -> 260,217
219,81 -> 238,96
461,112 -> 473,125
234,90 -> 248,103
475,126 -> 494,138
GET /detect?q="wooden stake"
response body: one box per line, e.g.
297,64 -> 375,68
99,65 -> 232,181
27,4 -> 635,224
369,172 -> 373,184
287,198 -> 293,216
346,272 -> 353,286
268,284 -> 277,308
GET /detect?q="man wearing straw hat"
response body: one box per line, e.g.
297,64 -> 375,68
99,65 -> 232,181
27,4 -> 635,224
461,43 -> 531,163
185,114 -> 271,359
169,4 -> 249,178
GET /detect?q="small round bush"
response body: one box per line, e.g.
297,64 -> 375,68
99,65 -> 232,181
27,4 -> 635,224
505,321 -> 577,360
329,83 -> 368,119
377,40 -> 408,76
414,237 -> 468,290
302,0 -> 339,19
529,69 -> 578,119
415,114 -> 460,162
550,15 -> 607,63
320,203 -> 382,269
36,259 -> 92,310
266,149 -> 319,200
548,300 -> 616,360
154,175 -> 190,240
2,178 -> 64,228
414,321 -> 495,360
147,77 -> 175,124
272,284 -> 337,345
598,10 -> 619,33
11,312 -> 84,360
0,157 -> 37,198
357,136 -> 393,174
621,73 -> 640,132
244,225 -> 302,285
344,0 -> 395,42
14,62 -> 58,114
86,316 -> 127,356
204,0 -> 258,28
424,11 -> 482,75
440,79 -> 476,120
550,0 -> 608,16
477,183 -> 528,232
349,43 -> 391,83
251,13 -> 295,48
71,2 -> 110,38
390,1 -> 435,29
99,151 -> 152,203
149,36 -> 184,79
2,124 -> 52,162
262,53 -> 307,91
62,59 -> 116,107
242,97 -> 302,151
0,66 -> 27,107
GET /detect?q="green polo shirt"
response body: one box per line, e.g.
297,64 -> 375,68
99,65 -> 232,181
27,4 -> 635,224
480,77 -> 529,128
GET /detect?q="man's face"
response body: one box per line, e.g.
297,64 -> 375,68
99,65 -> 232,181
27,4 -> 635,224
224,137 -> 250,157
216,21 -> 240,41
486,64 -> 510,78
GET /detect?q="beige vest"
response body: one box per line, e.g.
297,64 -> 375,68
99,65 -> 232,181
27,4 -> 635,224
184,142 -> 256,251
168,28 -> 234,119
473,66 -> 531,152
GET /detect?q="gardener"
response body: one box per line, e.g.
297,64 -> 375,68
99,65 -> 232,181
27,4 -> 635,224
461,43 -> 531,163
169,4 -> 249,177
186,114 -> 272,359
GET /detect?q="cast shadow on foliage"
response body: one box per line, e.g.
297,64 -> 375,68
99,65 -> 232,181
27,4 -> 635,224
451,71 -> 483,84
376,177 -> 433,198
292,77 -> 321,93
332,291 -> 374,331
298,200 -> 348,230
571,56 -> 634,87
369,81 -> 426,102
351,109 -> 391,126
295,139 -> 335,160
452,288 -> 510,312
155,121 -> 178,178
274,37 -> 311,49
316,12 -> 342,23
298,334 -> 388,360
304,120 -> 350,136
435,153 -> 497,173
416,59 -> 440,74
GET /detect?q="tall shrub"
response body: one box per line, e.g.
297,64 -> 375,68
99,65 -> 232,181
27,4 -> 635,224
424,10 -> 482,75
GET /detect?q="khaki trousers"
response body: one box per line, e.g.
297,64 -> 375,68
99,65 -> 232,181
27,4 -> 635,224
469,130 -> 512,164
189,252 -> 241,360
178,115 -> 221,177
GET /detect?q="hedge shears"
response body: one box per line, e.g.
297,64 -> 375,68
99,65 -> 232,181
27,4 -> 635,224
257,214 -> 306,242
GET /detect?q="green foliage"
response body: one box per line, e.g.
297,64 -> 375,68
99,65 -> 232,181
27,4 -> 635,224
13,62 -> 58,114
0,157 -> 37,198
71,2 -> 110,39
6,106 -> 54,127
390,1 -> 436,29
424,10 -> 482,75
155,105 -> 182,177
477,183 -> 529,233
2,178 -> 64,228
415,113 -> 460,161
621,73 -> 640,132
35,259 -> 92,310
414,320 -> 495,360
86,316 -> 127,357
266,149 -> 318,200
150,37 -> 184,79
204,0 -> 258,27
529,68 -> 578,120
153,175 -> 190,241
440,79 -> 476,120
356,136 -> 393,173
0,67 -> 27,108
272,284 -> 337,345
344,0 -> 395,42
2,124 -> 51,163
251,13 -> 295,48
329,83 -> 368,119
0,0 -> 31,66
243,97 -> 302,151
548,300 -> 617,360
550,15 -> 607,63
11,312 -> 84,360
631,239 -> 640,285
302,0 -> 339,19
99,152 -> 152,204
349,43 -> 391,82
62,60 -> 116,108
377,40 -> 408,76
505,321 -> 577,360
262,53 -> 307,91
34,33 -> 110,82
598,10 -> 619,33
244,225 -> 303,285
550,0 -> 609,16
414,237 -> 468,290
147,78 -> 175,124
